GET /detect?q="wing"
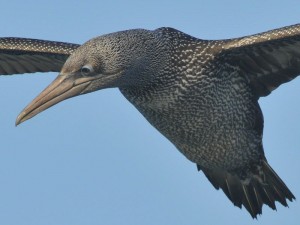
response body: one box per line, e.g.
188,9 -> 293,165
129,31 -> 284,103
0,37 -> 80,75
222,23 -> 300,97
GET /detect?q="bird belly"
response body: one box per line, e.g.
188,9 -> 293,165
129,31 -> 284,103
120,70 -> 263,171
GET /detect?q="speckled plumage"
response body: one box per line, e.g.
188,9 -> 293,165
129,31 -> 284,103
120,28 -> 262,170
1,24 -> 300,218
0,37 -> 79,74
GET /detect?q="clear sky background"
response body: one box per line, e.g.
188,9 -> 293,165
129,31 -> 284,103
0,1 -> 299,225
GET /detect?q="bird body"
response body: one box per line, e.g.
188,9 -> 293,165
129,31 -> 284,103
119,28 -> 261,170
1,24 -> 300,218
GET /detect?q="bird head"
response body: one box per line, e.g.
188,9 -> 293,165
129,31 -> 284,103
16,29 -> 168,125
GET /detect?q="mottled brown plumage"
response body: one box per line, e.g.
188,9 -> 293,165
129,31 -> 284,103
1,24 -> 300,218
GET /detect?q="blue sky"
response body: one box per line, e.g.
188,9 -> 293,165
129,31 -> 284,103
0,1 -> 299,225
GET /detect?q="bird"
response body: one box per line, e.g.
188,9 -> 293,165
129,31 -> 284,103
0,23 -> 299,218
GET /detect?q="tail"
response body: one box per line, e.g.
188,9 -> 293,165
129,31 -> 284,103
197,160 -> 295,218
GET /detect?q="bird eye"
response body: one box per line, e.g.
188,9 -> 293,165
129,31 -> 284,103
80,65 -> 94,76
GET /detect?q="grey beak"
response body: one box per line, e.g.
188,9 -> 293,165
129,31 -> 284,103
16,74 -> 93,125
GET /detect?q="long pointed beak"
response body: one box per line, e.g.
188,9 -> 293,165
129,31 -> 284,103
16,74 -> 93,125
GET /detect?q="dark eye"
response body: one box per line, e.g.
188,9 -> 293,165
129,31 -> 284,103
81,65 -> 94,76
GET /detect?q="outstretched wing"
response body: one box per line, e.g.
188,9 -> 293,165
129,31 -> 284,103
0,37 -> 80,75
222,23 -> 300,97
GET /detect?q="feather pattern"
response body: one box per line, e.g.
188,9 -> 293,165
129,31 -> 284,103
0,37 -> 79,75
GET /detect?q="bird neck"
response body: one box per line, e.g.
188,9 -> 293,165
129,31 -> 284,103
118,28 -> 206,109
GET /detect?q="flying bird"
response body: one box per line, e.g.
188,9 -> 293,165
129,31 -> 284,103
0,24 -> 299,218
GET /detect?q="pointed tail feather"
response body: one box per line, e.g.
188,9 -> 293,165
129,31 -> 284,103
197,160 -> 295,218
